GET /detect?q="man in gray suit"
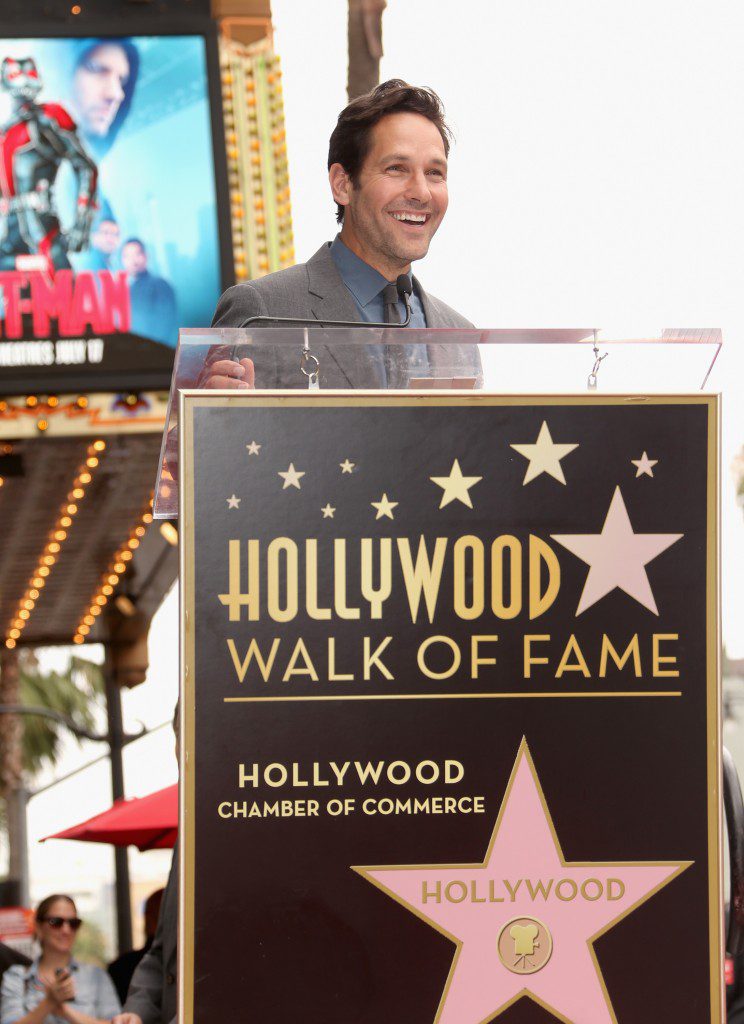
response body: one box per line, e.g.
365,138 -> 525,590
114,78 -> 477,1024
201,76 -> 480,392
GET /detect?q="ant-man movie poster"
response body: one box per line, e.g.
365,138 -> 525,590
0,36 -> 223,390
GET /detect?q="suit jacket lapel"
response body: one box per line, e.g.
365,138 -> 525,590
306,243 -> 380,387
415,275 -> 440,328
306,243 -> 360,320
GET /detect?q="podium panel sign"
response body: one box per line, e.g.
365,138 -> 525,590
179,392 -> 720,1024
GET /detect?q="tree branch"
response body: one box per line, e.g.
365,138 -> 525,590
0,704 -> 146,745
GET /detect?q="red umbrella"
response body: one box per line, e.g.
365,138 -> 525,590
42,784 -> 177,851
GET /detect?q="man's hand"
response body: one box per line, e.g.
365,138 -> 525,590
201,357 -> 255,389
112,1015 -> 144,1024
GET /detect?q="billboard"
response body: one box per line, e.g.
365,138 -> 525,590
0,34 -> 225,393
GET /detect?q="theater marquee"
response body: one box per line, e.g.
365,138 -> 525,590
179,392 -> 720,1024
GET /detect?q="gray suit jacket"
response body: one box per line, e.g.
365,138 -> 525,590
123,845 -> 177,1024
208,241 -> 482,388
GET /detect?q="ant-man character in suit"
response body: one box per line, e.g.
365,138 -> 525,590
0,56 -> 98,273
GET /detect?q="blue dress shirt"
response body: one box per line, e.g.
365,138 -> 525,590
330,235 -> 427,327
330,236 -> 429,383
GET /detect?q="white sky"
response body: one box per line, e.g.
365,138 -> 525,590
20,0 -> 744,943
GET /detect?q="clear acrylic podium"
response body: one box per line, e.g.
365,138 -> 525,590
154,326 -> 720,519
161,325 -> 739,1024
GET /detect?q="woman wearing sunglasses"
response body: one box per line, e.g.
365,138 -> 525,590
0,895 -> 121,1024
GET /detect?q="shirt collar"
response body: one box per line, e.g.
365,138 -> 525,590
330,235 -> 390,309
25,955 -> 79,980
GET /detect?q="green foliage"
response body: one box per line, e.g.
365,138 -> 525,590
18,651 -> 106,778
73,918 -> 109,968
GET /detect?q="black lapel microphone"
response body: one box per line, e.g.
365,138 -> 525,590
237,274 -> 413,329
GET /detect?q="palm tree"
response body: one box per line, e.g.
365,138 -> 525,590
347,0 -> 387,101
18,651 -> 104,775
0,649 -> 105,903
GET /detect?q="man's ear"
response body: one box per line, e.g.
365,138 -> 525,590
329,163 -> 352,213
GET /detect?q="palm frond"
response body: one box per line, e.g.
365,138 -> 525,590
18,650 -> 106,777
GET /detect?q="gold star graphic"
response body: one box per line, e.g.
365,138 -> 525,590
631,452 -> 658,478
226,494 -> 241,509
278,463 -> 305,490
340,459 -> 355,473
430,459 -> 482,509
246,441 -> 261,455
510,421 -> 579,485
371,493 -> 398,520
321,504 -> 336,518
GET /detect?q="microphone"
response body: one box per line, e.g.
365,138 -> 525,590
237,274 -> 413,328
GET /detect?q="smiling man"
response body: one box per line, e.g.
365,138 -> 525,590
203,79 -> 480,389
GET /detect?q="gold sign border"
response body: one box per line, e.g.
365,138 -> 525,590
178,390 -> 721,1023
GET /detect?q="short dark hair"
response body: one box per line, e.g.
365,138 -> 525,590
328,79 -> 452,223
123,237 -> 145,252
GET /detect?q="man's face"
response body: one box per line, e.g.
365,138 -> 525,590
122,242 -> 147,276
332,111 -> 449,275
73,43 -> 129,137
92,220 -> 120,255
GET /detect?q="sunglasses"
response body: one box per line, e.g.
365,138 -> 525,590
40,916 -> 82,931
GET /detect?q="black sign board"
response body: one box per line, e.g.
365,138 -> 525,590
180,392 -> 720,1024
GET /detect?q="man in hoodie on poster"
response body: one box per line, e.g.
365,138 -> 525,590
68,38 -> 140,234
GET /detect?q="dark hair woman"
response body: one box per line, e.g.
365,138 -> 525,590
0,895 -> 120,1024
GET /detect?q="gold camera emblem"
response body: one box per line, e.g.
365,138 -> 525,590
497,916 -> 553,975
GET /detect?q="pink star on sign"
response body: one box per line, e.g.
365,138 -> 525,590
551,486 -> 682,615
354,741 -> 689,1024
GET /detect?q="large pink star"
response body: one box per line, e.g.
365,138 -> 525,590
354,741 -> 689,1024
551,486 -> 682,615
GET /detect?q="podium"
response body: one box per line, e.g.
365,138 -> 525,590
157,327 -> 728,1023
